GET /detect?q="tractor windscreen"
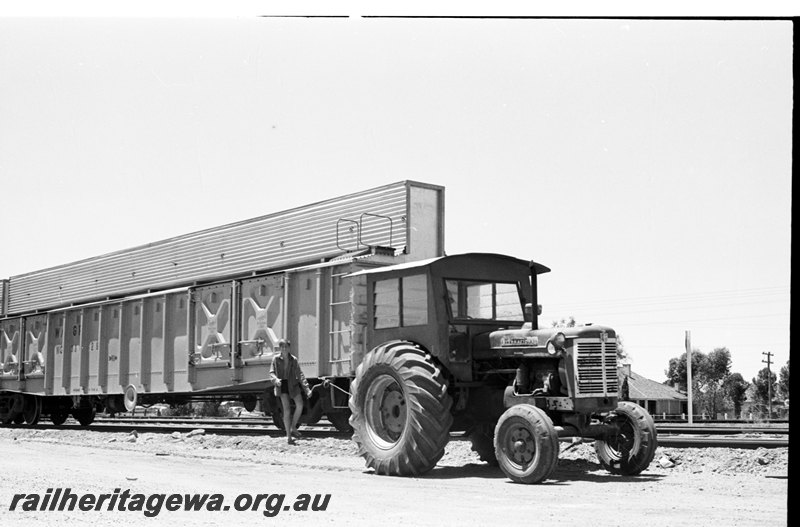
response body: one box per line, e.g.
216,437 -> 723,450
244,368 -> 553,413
445,279 -> 524,322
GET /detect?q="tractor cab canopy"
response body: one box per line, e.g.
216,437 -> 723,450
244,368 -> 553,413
348,253 -> 549,332
347,253 -> 550,279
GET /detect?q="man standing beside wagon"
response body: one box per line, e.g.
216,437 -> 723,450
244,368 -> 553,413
269,339 -> 312,444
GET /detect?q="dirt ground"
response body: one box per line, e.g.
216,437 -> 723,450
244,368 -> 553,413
0,428 -> 788,527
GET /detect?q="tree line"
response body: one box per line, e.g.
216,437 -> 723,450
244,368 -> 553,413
664,348 -> 789,419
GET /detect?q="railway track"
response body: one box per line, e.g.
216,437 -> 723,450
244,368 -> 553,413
653,423 -> 788,449
654,435 -> 788,449
96,416 -> 790,434
22,421 -> 347,439
656,424 -> 789,435
91,418 -> 789,435
2,417 -> 788,449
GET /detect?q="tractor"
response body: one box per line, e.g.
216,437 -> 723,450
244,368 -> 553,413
345,253 -> 657,483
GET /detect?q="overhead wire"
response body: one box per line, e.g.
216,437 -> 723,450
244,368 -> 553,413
542,286 -> 789,328
544,286 -> 789,312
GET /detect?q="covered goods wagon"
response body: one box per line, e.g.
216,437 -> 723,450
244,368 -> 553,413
0,181 -> 444,427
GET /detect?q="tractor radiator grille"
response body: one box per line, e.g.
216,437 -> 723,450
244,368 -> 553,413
574,338 -> 619,397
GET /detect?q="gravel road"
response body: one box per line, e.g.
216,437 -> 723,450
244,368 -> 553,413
0,428 -> 788,527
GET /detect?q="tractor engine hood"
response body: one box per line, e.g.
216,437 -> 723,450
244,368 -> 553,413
485,325 -> 617,358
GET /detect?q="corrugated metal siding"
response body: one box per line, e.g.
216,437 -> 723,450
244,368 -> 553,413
7,182 -> 425,315
0,279 -> 8,316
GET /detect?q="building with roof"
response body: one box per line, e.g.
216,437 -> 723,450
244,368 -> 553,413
619,364 -> 688,419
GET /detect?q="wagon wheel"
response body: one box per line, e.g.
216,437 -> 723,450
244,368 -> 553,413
327,411 -> 353,433
23,395 -> 42,425
72,407 -> 96,427
50,410 -> 69,426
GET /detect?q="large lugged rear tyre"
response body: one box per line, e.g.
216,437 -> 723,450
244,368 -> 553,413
594,401 -> 657,476
494,404 -> 559,484
349,341 -> 453,477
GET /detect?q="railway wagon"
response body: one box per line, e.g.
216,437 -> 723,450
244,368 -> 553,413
0,181 -> 444,428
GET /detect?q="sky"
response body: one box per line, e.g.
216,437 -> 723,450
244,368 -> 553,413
0,10 -> 793,385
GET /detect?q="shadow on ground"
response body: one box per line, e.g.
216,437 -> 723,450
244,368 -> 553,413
385,458 -> 666,484
548,459 -> 666,484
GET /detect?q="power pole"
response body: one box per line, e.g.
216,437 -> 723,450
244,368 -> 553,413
685,331 -> 693,424
762,351 -> 773,419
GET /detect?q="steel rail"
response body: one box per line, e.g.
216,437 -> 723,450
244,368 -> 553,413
92,417 -> 790,436
656,424 -> 789,435
10,420 -> 347,438
97,416 -> 272,426
654,419 -> 788,425
2,420 -> 788,449
654,435 -> 788,449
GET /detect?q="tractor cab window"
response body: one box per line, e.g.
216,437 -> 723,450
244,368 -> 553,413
445,279 -> 524,322
373,274 -> 429,329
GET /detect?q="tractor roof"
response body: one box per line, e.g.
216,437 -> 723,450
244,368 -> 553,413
347,253 -> 550,277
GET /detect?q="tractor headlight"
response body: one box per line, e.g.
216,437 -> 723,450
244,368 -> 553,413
547,332 -> 566,355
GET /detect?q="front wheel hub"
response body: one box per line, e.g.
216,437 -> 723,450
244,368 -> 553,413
508,427 -> 535,464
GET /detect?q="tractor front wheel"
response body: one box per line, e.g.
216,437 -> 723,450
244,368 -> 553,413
594,401 -> 657,476
494,404 -> 559,484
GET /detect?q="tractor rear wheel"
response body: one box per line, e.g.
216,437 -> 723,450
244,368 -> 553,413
494,404 -> 559,484
349,341 -> 452,477
594,401 -> 657,476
